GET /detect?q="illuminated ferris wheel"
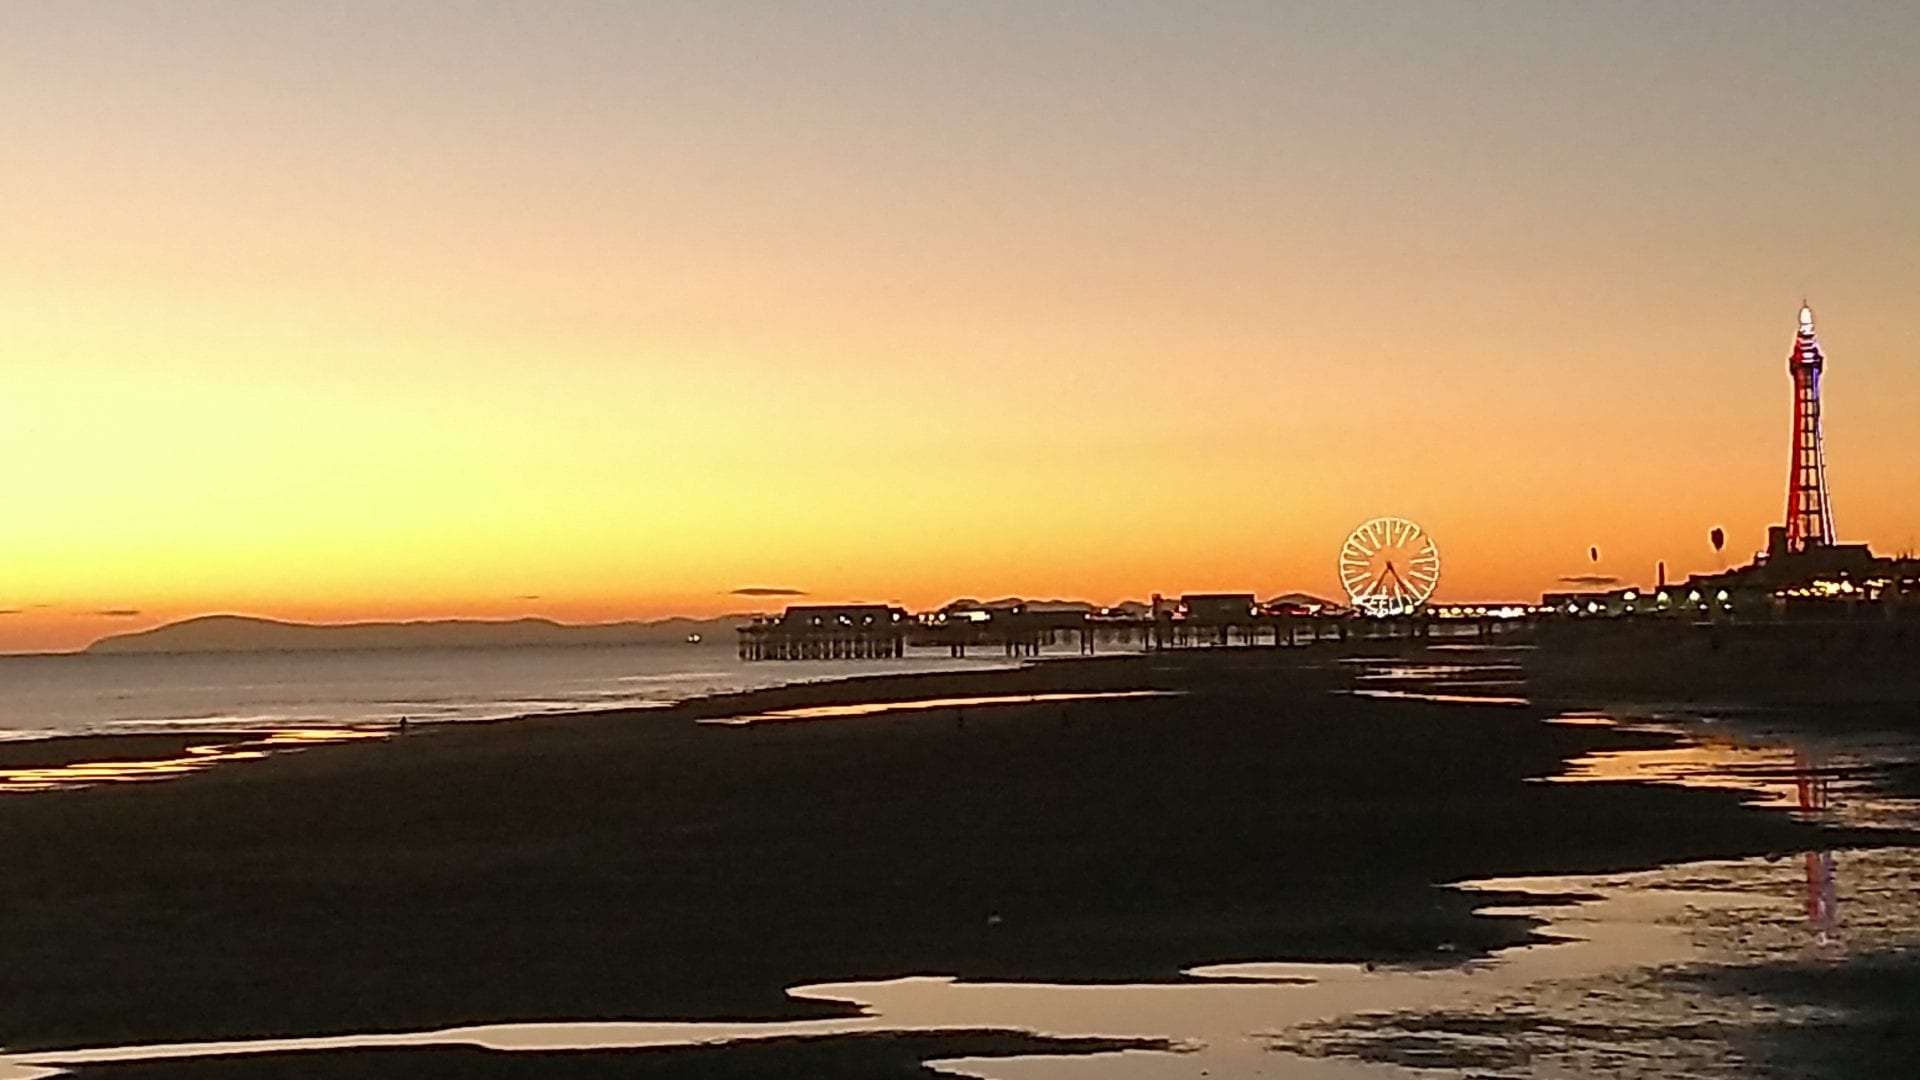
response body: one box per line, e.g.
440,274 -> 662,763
1339,517 -> 1441,617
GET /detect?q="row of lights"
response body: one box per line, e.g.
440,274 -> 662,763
1433,605 -> 1536,619
1561,588 -> 1732,616
794,612 -> 902,627
1773,577 -> 1904,601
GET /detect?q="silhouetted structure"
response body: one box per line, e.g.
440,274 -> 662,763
1544,304 -> 1920,625
1168,594 -> 1259,646
1784,305 -> 1835,552
917,600 -> 1099,658
737,605 -> 906,660
738,592 -> 1538,662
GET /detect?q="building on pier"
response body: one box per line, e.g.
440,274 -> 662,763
736,604 -> 908,660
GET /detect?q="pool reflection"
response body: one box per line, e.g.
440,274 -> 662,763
1549,728 -> 1846,812
0,728 -> 387,794
1545,714 -> 1868,947
1796,749 -> 1839,943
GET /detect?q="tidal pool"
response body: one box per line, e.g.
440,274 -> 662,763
0,727 -> 387,794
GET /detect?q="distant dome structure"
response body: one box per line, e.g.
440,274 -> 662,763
1338,517 -> 1441,616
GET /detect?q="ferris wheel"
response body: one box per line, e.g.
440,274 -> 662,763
1339,517 -> 1441,616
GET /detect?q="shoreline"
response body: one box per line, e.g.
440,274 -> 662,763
10,632 -> 1916,784
0,646 -> 1909,1066
0,651 -> 1119,779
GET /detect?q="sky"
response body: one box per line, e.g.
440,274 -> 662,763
2,1 -> 1917,652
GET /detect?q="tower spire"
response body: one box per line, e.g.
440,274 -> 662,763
1783,302 -> 1834,551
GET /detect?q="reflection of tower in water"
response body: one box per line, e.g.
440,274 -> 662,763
1794,749 -> 1838,942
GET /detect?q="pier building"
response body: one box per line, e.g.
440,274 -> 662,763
736,604 -> 907,660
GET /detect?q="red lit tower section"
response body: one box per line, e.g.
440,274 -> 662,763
1783,304 -> 1834,551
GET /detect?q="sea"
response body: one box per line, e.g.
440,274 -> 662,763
0,642 -> 1018,741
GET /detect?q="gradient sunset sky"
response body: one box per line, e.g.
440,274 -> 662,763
3,2 -> 1917,652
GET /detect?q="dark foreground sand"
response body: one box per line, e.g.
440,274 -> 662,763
0,649 -> 1900,1075
1527,617 -> 1920,707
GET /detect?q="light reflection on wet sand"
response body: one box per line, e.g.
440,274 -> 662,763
1346,658 -> 1528,707
1350,688 -> 1530,706
704,691 -> 1178,726
1552,737 -> 1820,809
0,728 -> 387,794
1543,714 -> 1916,822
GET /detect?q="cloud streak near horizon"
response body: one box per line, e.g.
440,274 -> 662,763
731,587 -> 808,597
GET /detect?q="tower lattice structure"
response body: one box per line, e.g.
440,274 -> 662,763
1783,304 -> 1834,551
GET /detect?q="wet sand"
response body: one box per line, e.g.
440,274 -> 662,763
1526,618 -> 1920,707
0,733 -> 218,771
1701,946 -> 1920,1080
28,1032 -> 1166,1080
0,648 -> 1892,1071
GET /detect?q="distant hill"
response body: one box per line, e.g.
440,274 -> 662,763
85,614 -> 748,655
1265,592 -> 1341,610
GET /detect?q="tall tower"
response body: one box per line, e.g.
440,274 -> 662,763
1783,304 -> 1834,551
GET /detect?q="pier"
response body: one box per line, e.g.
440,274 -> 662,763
739,595 -> 1530,661
736,605 -> 907,661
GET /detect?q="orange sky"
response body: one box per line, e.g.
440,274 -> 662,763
2,4 -> 1918,652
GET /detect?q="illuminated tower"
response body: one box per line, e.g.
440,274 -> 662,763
1782,304 -> 1834,551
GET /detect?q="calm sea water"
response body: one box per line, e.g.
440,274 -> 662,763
0,644 -> 1015,740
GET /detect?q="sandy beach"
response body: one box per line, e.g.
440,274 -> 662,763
0,648 -> 1909,1077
